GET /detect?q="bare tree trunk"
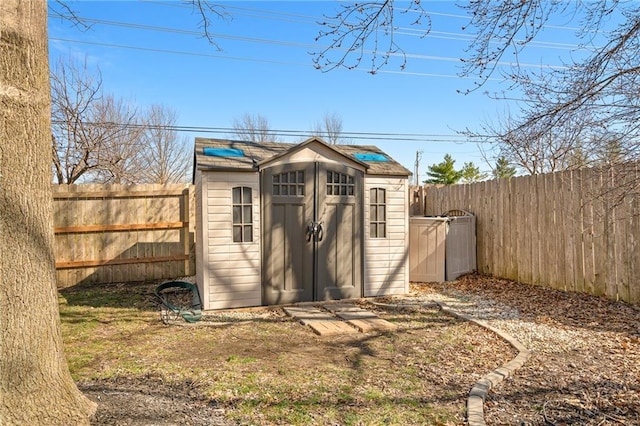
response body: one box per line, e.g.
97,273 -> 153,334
0,1 -> 96,424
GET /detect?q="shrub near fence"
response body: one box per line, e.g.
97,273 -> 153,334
53,184 -> 195,288
417,163 -> 640,305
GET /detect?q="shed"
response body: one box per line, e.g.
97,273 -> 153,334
193,137 -> 412,310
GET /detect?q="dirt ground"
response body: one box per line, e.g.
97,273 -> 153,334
78,377 -> 232,426
72,305 -> 512,425
66,274 -> 640,425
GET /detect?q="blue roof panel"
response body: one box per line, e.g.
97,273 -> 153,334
203,147 -> 245,157
353,152 -> 389,162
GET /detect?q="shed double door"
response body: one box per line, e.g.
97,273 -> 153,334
262,161 -> 363,305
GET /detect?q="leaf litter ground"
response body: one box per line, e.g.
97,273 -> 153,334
417,274 -> 640,425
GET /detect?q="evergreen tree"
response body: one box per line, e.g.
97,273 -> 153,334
460,161 -> 488,183
493,157 -> 517,179
597,137 -> 626,166
424,154 -> 463,185
566,144 -> 589,169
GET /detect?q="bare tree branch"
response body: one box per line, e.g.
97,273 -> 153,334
51,56 -> 104,183
49,0 -> 92,30
312,112 -> 345,144
138,105 -> 191,184
183,0 -> 229,50
313,1 -> 430,74
89,95 -> 146,184
51,56 -> 148,184
231,113 -> 279,143
457,0 -> 570,92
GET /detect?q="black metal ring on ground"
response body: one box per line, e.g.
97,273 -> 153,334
155,280 -> 203,324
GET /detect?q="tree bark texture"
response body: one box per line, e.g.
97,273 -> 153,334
0,1 -> 96,423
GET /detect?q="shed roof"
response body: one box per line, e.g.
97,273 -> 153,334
194,137 -> 412,176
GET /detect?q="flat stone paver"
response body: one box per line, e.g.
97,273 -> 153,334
324,303 -> 398,333
282,307 -> 332,325
284,304 -> 396,335
283,306 -> 357,336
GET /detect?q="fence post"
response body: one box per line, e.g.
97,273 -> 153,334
182,186 -> 191,276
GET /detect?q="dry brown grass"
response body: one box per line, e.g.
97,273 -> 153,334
60,280 -> 516,425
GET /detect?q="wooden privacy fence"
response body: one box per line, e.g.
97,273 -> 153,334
415,163 -> 640,304
53,184 -> 195,288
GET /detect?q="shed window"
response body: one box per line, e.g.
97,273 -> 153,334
327,171 -> 355,196
273,171 -> 304,196
232,187 -> 253,242
370,188 -> 386,238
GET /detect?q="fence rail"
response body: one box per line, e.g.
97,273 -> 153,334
53,184 -> 195,288
415,163 -> 640,305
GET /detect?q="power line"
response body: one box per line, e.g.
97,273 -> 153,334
394,28 -> 593,51
51,119 -> 496,143
47,3 -> 584,81
50,37 -> 508,79
49,14 -> 319,49
49,37 -> 565,77
140,0 -> 321,25
48,0 -> 601,83
49,12 -> 588,55
142,0 -> 591,35
49,37 -> 310,67
200,1 -> 598,47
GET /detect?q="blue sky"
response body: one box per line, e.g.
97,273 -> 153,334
48,1 -> 587,182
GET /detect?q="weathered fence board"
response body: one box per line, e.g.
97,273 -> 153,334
53,184 -> 195,288
631,167 -> 640,303
413,162 -> 640,305
531,174 -> 541,286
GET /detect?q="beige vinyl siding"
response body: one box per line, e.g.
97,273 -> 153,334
364,176 -> 409,296
195,172 -> 206,308
199,171 -> 261,309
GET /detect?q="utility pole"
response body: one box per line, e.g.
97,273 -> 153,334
414,150 -> 423,186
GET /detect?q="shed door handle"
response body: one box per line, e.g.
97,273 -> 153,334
306,221 -> 324,242
306,221 -> 316,242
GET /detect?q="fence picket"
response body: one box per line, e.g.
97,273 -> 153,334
566,170 -> 580,293
630,164 -> 640,303
573,168 -> 586,294
540,174 -> 551,287
555,171 -> 567,291
496,179 -> 506,278
531,174 -> 541,285
616,180 -> 630,303
519,176 -> 531,283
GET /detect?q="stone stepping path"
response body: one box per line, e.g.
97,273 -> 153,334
282,306 -> 357,335
325,303 -> 398,333
284,303 -> 396,335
